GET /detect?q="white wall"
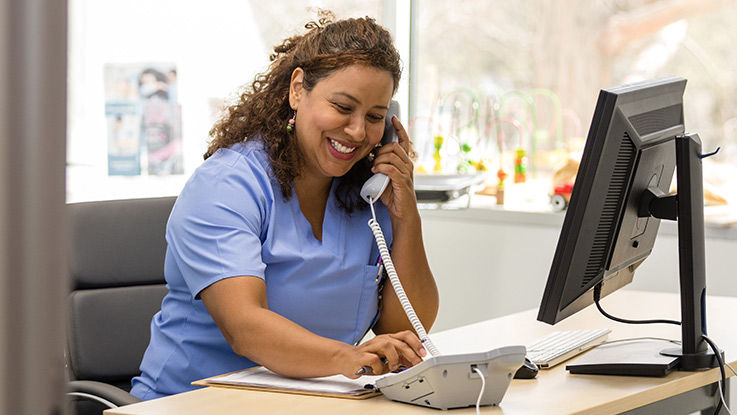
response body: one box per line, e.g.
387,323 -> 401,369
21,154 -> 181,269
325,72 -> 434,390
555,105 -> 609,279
420,208 -> 737,333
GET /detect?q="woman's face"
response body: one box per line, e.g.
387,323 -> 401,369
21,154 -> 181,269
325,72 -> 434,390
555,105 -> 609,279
289,64 -> 394,181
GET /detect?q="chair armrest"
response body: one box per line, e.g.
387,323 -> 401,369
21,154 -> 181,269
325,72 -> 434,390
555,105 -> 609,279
67,380 -> 141,408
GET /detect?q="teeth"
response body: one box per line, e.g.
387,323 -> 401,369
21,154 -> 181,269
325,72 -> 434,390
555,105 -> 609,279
329,139 -> 357,154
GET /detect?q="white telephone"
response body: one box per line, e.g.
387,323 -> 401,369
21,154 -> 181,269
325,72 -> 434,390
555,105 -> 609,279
360,103 -> 525,410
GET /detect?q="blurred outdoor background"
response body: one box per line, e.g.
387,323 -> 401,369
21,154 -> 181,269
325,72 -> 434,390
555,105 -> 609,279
67,0 -> 737,222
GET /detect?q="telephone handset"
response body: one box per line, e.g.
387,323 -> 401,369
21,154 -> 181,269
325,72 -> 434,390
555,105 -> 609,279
359,100 -> 400,204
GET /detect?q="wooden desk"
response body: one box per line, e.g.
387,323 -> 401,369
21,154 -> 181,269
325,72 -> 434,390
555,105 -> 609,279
106,291 -> 736,414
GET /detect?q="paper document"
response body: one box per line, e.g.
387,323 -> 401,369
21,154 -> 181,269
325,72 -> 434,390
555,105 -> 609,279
201,367 -> 382,397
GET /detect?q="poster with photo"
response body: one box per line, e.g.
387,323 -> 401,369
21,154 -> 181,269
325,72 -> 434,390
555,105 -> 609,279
106,102 -> 142,176
144,102 -> 183,175
104,63 -> 182,176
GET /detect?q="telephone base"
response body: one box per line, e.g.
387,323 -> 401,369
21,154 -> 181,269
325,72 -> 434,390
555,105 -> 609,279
375,346 -> 526,410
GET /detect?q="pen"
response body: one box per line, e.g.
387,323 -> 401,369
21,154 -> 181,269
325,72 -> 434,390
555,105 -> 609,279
355,357 -> 389,376
375,255 -> 384,282
375,255 -> 383,267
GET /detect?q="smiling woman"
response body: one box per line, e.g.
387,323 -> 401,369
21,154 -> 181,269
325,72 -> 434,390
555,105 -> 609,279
130,12 -> 439,401
289,65 -> 394,182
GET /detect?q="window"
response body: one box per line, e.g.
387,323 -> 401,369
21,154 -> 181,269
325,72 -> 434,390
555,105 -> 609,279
411,0 -> 737,220
67,0 -> 382,202
68,1 -> 737,225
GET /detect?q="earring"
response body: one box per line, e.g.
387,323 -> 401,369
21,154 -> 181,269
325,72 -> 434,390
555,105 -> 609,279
286,111 -> 296,132
367,143 -> 380,162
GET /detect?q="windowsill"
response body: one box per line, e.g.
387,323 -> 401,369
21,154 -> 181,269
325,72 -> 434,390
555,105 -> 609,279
419,193 -> 737,241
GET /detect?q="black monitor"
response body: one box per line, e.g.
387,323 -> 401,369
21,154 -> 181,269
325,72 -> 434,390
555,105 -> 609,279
537,76 -> 721,375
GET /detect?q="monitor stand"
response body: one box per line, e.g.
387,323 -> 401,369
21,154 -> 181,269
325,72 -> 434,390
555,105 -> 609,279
567,339 -> 680,377
567,133 -> 723,377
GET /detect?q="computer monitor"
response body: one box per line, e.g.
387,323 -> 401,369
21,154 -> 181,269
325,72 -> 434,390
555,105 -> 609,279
537,76 -> 720,375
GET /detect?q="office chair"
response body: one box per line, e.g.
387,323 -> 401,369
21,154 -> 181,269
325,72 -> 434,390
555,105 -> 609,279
66,197 -> 176,415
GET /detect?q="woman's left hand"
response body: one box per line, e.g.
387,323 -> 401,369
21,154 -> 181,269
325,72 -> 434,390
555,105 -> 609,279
372,116 -> 418,221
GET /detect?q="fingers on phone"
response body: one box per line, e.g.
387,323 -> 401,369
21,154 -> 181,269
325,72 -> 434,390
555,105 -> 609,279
373,145 -> 412,175
382,333 -> 424,365
391,116 -> 408,140
390,116 -> 413,154
391,330 -> 426,361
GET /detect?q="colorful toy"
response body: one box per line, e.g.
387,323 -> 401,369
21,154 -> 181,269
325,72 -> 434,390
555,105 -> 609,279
514,148 -> 527,183
550,158 -> 580,211
551,181 -> 574,211
457,142 -> 473,173
471,159 -> 489,172
500,90 -> 535,175
433,135 -> 444,172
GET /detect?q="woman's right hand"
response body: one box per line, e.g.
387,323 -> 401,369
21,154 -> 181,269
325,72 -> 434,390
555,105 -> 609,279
335,330 -> 427,379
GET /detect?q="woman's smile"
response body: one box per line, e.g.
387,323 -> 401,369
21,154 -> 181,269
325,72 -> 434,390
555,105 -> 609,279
326,137 -> 360,160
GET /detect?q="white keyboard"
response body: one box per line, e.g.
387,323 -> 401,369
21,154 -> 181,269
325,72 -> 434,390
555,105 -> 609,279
527,329 -> 611,369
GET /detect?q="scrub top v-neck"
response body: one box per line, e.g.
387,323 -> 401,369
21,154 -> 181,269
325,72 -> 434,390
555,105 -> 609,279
130,139 -> 393,401
288,179 -> 344,251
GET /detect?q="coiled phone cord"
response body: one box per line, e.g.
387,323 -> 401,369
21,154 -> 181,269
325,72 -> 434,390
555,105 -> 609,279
368,198 -> 441,357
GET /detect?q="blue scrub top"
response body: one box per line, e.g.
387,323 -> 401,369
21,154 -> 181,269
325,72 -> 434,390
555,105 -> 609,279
130,139 -> 392,400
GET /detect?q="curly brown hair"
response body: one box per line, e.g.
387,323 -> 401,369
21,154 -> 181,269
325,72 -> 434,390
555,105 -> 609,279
206,13 -> 401,213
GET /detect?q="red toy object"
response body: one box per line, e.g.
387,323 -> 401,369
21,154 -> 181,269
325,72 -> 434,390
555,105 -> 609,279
551,181 -> 574,211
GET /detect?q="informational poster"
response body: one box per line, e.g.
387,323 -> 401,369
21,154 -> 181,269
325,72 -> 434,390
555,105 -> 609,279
105,102 -> 142,176
103,63 -> 182,176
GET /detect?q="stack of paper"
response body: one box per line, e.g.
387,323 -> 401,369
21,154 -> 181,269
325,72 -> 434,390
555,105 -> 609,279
195,367 -> 383,399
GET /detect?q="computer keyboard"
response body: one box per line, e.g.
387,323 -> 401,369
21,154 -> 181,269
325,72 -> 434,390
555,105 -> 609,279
526,328 -> 611,369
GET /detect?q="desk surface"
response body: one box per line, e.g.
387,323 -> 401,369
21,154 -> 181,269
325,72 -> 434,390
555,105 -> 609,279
106,290 -> 737,415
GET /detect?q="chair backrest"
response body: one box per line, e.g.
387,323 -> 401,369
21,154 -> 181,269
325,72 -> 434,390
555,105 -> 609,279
66,197 -> 176,388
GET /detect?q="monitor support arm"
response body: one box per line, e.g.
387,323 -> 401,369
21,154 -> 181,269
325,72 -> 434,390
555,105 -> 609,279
641,133 -> 721,370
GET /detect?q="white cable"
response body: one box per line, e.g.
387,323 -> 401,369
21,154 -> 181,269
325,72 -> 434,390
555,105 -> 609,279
716,360 -> 734,415
367,199 -> 440,356
702,335 -> 732,415
724,362 -> 737,415
718,384 -> 733,415
472,367 -> 486,415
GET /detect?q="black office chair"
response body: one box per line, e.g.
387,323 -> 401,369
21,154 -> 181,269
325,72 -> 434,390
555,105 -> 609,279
66,197 -> 176,415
